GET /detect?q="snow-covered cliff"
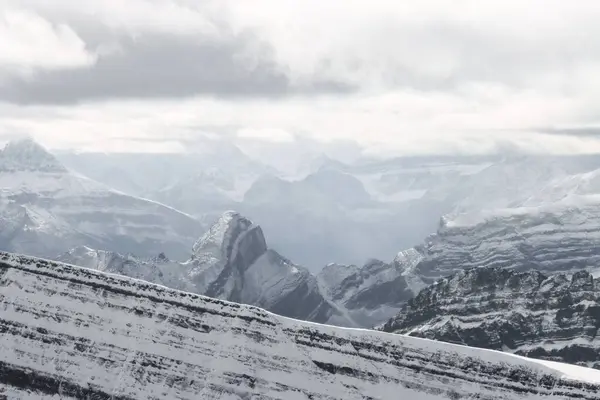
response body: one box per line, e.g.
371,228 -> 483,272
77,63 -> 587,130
397,196 -> 600,292
2,252 -> 600,399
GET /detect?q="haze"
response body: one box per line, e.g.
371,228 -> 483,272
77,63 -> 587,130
3,1 -> 600,269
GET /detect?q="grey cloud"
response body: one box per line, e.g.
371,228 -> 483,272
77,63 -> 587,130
0,29 -> 353,105
5,4 -> 600,106
541,127 -> 600,137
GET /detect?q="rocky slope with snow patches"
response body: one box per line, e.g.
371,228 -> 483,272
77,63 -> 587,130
317,257 -> 417,328
58,211 -> 338,324
382,267 -> 600,369
395,196 -> 600,292
0,138 -> 204,260
2,252 -> 600,399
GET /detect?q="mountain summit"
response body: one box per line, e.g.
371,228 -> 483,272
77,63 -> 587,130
191,210 -> 266,262
60,211 -> 338,324
0,138 -> 66,172
0,138 -> 203,259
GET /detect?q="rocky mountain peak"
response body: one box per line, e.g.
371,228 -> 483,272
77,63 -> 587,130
0,138 -> 66,173
191,211 -> 266,261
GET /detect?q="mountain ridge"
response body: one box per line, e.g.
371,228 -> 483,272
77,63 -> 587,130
2,251 -> 600,399
58,211 -> 340,325
0,138 -> 204,260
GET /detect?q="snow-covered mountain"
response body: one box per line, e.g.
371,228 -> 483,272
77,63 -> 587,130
58,211 -> 340,324
315,190 -> 600,328
57,194 -> 600,335
58,143 -> 269,208
400,196 -> 600,292
3,251 -> 600,399
381,266 -> 600,370
55,147 -> 600,268
0,138 -> 204,260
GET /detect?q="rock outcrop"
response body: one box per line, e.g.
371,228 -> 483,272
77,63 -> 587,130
317,257 -> 416,327
382,266 -> 600,369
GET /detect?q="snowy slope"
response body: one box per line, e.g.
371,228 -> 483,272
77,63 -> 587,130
0,138 -> 204,260
58,211 -> 338,324
382,266 -> 600,369
2,252 -> 600,399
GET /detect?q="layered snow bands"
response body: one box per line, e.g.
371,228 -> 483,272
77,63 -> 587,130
1,252 -> 600,399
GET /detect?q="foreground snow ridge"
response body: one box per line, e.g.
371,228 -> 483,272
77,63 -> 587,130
1,253 -> 600,400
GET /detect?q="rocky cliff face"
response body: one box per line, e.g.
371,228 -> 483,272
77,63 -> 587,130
317,197 -> 600,329
58,211 -> 337,324
55,194 -> 600,334
382,266 -> 600,369
406,200 -> 600,290
2,252 -> 600,400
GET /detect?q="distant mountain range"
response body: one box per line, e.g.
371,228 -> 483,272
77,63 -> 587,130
59,211 -> 413,328
58,211 -> 337,324
6,137 -> 600,370
0,138 -> 205,260
57,145 -> 600,269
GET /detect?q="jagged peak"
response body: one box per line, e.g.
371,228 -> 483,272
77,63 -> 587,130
0,137 -> 66,172
192,211 -> 266,258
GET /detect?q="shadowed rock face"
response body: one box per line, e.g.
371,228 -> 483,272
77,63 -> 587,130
2,252 -> 600,400
58,211 -> 338,324
382,266 -> 600,369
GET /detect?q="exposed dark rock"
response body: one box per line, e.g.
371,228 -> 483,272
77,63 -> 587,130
382,266 -> 600,369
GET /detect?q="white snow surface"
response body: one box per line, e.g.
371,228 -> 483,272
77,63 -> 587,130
1,252 -> 600,399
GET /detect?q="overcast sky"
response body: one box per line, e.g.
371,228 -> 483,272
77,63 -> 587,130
2,0 -> 600,156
